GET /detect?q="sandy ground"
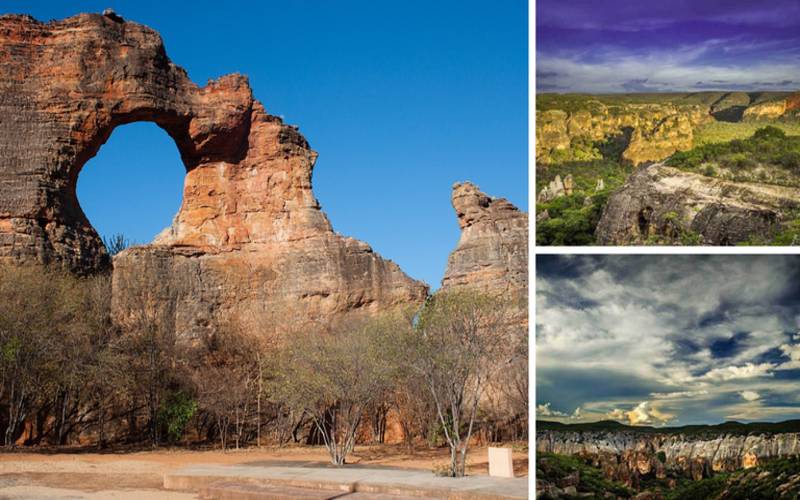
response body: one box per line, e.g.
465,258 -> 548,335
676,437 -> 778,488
0,444 -> 528,499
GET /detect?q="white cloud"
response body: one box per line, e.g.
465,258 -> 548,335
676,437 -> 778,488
780,343 -> 800,361
700,363 -> 776,382
537,38 -> 800,93
740,391 -> 761,402
650,390 -> 709,400
625,401 -> 674,426
777,343 -> 800,370
537,402 -> 568,418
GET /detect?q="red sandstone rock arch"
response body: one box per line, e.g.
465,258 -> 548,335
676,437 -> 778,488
1,12 -> 254,271
1,12 -> 428,339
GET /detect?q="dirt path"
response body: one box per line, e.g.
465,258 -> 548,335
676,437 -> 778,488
0,444 -> 528,498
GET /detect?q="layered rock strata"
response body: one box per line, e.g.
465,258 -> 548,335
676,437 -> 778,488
538,431 -> 800,488
440,182 -> 528,297
595,163 -> 800,245
0,12 -> 428,338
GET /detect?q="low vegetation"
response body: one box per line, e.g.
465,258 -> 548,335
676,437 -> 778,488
693,121 -> 800,147
665,457 -> 800,500
667,126 -> 800,184
0,263 -> 526,476
536,155 -> 632,245
537,452 -> 633,498
537,451 -> 800,499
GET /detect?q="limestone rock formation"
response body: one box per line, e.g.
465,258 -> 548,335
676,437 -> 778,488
537,175 -> 566,203
0,13 -> 428,338
537,430 -> 800,488
595,163 -> 800,245
595,178 -> 605,191
441,182 -> 527,297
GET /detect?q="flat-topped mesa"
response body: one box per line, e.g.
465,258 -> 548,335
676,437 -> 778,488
0,12 -> 428,339
441,182 -> 528,297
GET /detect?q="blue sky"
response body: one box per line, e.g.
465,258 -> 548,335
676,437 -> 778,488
537,0 -> 800,93
537,255 -> 800,426
14,0 -> 528,289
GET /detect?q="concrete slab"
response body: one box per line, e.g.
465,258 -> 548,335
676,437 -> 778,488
201,481 -> 341,499
164,463 -> 528,499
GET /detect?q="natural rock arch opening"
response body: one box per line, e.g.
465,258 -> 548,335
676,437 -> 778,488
76,122 -> 188,253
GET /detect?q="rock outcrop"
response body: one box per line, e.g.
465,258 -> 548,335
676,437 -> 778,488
594,163 -> 800,245
0,13 -> 428,338
537,174 -> 569,203
537,431 -> 800,488
536,102 -> 709,166
740,92 -> 800,122
743,99 -> 789,121
441,182 -> 527,297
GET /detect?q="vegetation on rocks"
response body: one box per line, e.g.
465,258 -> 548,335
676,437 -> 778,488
537,452 -> 633,498
537,451 -> 800,499
665,457 -> 800,500
536,156 -> 631,245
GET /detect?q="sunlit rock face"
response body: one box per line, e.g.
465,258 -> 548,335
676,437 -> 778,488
537,431 -> 800,488
595,163 -> 800,245
0,12 -> 428,339
535,103 -> 709,166
441,182 -> 528,297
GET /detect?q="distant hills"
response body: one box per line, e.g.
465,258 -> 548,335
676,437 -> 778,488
538,418 -> 800,435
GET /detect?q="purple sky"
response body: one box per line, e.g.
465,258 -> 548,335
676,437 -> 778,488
537,0 -> 800,93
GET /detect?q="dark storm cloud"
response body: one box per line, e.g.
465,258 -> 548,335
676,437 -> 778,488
537,255 -> 800,425
537,367 -> 665,415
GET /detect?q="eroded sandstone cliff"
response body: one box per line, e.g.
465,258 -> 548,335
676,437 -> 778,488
440,182 -> 528,297
0,12 -> 428,338
536,102 -> 709,166
538,430 -> 800,488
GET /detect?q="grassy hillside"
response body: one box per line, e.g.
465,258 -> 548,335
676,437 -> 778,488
667,126 -> 800,186
694,121 -> 800,147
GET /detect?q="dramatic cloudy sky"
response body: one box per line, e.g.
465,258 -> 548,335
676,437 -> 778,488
536,255 -> 800,426
536,0 -> 800,93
